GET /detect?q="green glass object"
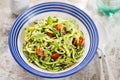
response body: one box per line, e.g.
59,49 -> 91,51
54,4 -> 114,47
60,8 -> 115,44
97,0 -> 120,16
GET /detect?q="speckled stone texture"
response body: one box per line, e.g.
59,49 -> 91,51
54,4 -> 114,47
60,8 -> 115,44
0,0 -> 120,80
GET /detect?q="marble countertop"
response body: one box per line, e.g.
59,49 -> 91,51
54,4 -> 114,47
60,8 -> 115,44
0,0 -> 120,80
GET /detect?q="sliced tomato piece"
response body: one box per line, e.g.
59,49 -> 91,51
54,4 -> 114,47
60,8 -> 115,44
36,46 -> 44,57
47,32 -> 54,37
79,36 -> 84,46
56,24 -> 61,31
51,52 -> 60,60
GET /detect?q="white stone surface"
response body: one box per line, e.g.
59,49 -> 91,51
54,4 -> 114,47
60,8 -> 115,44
0,0 -> 120,80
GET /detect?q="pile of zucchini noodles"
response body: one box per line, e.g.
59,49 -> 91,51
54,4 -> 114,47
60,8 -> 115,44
23,16 -> 84,72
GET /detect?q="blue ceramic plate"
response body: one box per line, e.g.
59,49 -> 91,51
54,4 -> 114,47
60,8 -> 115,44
8,2 -> 99,78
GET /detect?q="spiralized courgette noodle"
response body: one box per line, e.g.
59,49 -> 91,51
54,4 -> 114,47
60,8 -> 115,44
23,16 -> 85,72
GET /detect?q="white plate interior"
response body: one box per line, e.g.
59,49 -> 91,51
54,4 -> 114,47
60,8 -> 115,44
18,12 -> 90,73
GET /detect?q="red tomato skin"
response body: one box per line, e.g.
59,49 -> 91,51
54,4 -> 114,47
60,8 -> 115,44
79,36 -> 84,46
51,53 -> 60,60
56,24 -> 61,31
36,46 -> 44,57
47,32 -> 54,37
